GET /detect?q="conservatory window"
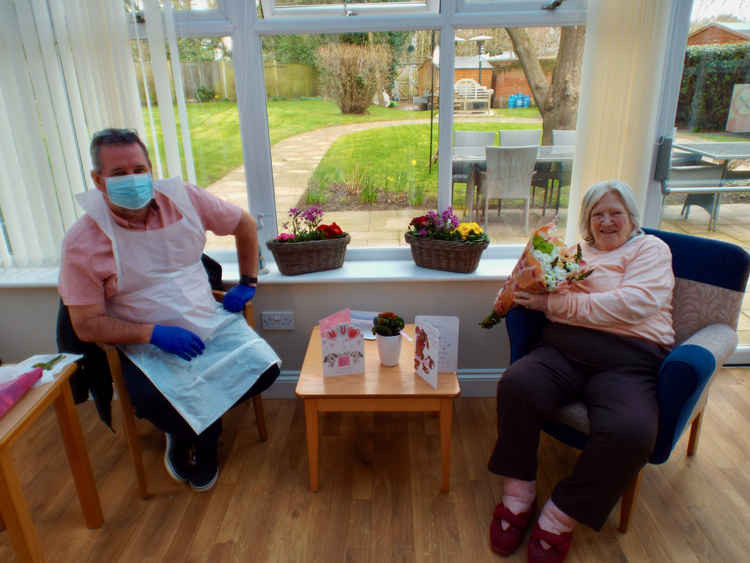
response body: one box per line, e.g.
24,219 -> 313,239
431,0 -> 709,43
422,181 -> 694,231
258,0 -> 438,19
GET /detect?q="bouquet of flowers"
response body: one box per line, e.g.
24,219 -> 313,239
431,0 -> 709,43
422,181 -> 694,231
480,221 -> 593,328
273,206 -> 346,242
407,207 -> 490,245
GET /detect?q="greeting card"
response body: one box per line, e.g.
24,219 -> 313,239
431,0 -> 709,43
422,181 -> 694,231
320,309 -> 364,377
414,322 -> 439,389
320,308 -> 352,333
414,315 -> 459,373
350,310 -> 379,340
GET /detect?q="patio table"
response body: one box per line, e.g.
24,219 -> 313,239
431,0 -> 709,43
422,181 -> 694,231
672,142 -> 750,169
670,142 -> 750,231
452,145 -> 576,218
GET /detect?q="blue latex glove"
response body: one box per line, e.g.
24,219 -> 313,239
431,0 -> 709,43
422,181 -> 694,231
149,325 -> 205,361
223,284 -> 256,313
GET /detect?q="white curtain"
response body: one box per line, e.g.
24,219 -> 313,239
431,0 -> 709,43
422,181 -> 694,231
0,0 -> 142,267
565,0 -> 673,243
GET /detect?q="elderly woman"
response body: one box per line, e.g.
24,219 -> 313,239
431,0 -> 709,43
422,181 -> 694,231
488,180 -> 674,563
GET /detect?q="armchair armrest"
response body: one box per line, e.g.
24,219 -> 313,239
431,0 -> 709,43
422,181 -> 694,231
651,323 -> 737,463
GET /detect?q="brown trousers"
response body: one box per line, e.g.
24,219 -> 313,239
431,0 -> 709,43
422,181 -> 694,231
488,322 -> 668,530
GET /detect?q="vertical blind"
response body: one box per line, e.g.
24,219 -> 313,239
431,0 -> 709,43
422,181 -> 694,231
0,0 -> 142,267
0,0 -> 192,268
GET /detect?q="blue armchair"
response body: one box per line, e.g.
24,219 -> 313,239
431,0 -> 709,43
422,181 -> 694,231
504,228 -> 750,533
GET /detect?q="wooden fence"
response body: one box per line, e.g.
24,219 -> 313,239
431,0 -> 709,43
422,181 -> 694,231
135,60 -> 319,103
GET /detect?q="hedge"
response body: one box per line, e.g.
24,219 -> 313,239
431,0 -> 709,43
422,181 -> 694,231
676,42 -> 750,131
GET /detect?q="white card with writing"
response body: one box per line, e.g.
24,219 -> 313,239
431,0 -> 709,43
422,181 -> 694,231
321,322 -> 364,377
414,315 -> 459,373
414,322 -> 439,389
349,310 -> 379,340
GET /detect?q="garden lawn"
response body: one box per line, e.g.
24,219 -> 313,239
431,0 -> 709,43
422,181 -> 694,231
309,124 -> 436,207
142,99 -> 434,187
308,121 -> 547,207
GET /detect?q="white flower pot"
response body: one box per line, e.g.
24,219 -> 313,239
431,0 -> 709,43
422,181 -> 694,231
376,334 -> 402,366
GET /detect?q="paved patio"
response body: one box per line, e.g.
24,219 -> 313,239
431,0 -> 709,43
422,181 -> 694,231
205,124 -> 750,347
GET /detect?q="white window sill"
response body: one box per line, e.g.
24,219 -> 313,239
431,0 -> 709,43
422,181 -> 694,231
219,245 -> 521,284
0,246 -> 524,288
0,267 -> 62,288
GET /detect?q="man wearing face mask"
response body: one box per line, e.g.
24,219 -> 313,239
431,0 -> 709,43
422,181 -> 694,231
58,128 -> 281,491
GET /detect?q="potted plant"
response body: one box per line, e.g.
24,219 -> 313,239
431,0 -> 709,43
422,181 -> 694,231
372,312 -> 405,366
405,207 -> 490,273
266,206 -> 351,275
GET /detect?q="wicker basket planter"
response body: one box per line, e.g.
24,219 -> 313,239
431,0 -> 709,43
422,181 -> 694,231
266,234 -> 350,276
404,232 -> 489,273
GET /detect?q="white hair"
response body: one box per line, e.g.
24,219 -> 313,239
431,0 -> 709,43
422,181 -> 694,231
579,179 -> 641,243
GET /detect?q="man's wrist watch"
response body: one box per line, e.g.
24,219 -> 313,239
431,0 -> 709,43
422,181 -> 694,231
239,275 -> 258,286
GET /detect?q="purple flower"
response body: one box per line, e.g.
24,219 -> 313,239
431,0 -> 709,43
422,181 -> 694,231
417,228 -> 428,236
301,206 -> 323,226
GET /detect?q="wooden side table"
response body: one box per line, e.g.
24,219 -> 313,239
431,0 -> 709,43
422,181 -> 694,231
0,363 -> 103,562
295,325 -> 461,493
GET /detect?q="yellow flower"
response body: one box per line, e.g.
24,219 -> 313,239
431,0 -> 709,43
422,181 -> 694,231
411,159 -> 416,166
453,222 -> 484,240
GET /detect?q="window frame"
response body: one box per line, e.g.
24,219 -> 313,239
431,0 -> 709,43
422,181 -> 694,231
129,0 -> 687,259
258,0 -> 440,19
454,0 -> 586,19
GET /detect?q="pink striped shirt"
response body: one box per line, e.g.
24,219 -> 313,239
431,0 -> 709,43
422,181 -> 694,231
546,234 -> 675,348
58,183 -> 241,307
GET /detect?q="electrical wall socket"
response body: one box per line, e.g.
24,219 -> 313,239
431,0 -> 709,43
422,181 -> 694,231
261,311 -> 295,330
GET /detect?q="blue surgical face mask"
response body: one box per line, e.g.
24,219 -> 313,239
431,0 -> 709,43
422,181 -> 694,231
105,173 -> 154,210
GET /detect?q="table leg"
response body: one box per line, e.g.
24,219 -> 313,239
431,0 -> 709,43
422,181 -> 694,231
439,399 -> 453,493
304,399 -> 319,492
54,384 -> 103,529
472,165 -> 484,222
464,172 -> 474,219
0,448 -> 43,562
710,193 -> 720,231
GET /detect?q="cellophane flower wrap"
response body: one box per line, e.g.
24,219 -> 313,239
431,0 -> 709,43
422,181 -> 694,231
480,222 -> 593,328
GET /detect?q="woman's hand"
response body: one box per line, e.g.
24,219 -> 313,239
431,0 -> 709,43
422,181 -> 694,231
513,291 -> 548,312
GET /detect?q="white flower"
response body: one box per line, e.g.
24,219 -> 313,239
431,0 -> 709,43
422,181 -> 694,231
532,246 -> 585,290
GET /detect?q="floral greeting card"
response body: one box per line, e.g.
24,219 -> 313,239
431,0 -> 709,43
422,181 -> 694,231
320,309 -> 364,377
414,315 -> 459,373
414,322 -> 439,389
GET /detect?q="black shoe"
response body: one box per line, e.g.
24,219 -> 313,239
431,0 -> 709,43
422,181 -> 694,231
189,447 -> 219,492
164,433 -> 192,484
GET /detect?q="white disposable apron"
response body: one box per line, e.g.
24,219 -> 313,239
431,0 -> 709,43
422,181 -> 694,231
76,178 -> 280,434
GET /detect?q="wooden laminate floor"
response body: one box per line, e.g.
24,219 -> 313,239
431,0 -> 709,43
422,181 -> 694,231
1,368 -> 748,562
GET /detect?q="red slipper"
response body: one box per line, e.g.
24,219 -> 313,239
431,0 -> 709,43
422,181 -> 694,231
527,522 -> 573,563
489,500 -> 537,556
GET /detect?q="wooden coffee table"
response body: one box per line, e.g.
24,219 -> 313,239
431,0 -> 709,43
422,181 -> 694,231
296,324 -> 460,493
0,363 -> 102,562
